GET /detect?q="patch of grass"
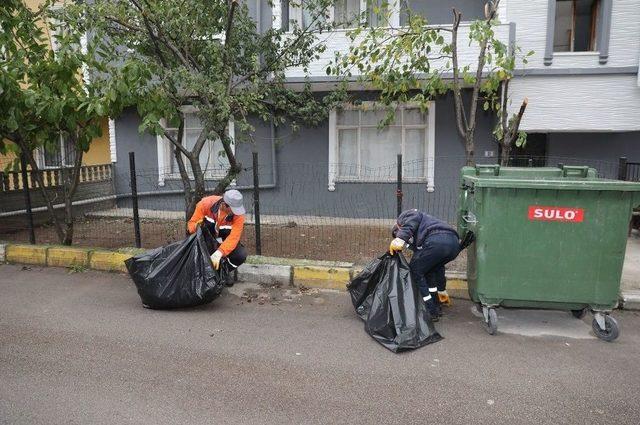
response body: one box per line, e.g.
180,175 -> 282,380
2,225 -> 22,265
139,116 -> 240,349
68,263 -> 87,274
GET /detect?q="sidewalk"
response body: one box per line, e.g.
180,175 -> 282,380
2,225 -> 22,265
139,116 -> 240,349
621,231 -> 640,309
86,207 -> 395,227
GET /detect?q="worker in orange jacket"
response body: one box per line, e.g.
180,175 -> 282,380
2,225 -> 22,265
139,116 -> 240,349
187,190 -> 247,278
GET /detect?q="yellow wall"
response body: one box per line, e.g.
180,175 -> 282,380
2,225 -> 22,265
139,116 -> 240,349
0,146 -> 18,170
83,118 -> 111,165
2,1 -> 112,167
1,117 -> 111,168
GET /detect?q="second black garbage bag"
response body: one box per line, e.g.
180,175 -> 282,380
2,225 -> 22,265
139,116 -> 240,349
125,226 -> 226,309
347,253 -> 443,352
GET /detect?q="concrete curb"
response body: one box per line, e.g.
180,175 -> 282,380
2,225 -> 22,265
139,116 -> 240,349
6,242 -> 640,309
237,263 -> 293,287
293,265 -> 351,290
0,243 -> 470,296
620,290 -> 640,311
47,247 -> 89,268
2,244 -> 133,273
6,244 -> 48,265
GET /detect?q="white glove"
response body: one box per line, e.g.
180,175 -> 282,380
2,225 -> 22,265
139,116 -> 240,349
389,237 -> 406,254
210,250 -> 223,270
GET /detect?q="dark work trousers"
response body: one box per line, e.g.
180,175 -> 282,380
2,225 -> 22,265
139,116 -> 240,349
409,231 -> 461,304
202,221 -> 247,269
225,244 -> 247,269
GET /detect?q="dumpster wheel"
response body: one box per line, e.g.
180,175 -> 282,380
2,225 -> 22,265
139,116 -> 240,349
592,314 -> 619,342
482,306 -> 498,335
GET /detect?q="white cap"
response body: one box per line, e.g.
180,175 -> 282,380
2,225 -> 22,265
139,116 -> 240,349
223,190 -> 245,215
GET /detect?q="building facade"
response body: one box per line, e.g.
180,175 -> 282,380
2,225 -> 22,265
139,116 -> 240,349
110,0 -> 640,220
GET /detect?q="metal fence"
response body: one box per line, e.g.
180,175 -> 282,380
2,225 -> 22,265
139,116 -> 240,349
618,157 -> 640,182
0,154 -> 629,265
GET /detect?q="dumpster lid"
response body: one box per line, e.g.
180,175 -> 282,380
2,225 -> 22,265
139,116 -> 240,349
466,178 -> 640,191
462,165 -> 640,191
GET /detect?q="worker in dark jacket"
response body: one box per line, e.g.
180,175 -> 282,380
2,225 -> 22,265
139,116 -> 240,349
390,209 -> 461,319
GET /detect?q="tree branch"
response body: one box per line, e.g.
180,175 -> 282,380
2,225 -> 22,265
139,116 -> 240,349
232,10 -> 328,89
127,0 -> 197,72
467,2 -> 498,134
173,118 -> 191,189
224,0 -> 239,95
508,97 -> 528,144
160,126 -> 193,159
500,78 -> 509,140
450,9 -> 467,139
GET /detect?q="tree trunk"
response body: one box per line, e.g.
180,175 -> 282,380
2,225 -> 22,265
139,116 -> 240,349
465,133 -> 475,166
170,118 -> 195,226
187,156 -> 206,219
61,145 -> 84,246
500,142 -> 512,166
17,139 -> 66,243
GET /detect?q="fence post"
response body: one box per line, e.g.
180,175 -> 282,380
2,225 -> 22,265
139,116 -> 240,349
618,157 -> 628,181
252,151 -> 262,256
528,158 -> 533,168
396,153 -> 403,217
20,152 -> 36,244
129,152 -> 141,248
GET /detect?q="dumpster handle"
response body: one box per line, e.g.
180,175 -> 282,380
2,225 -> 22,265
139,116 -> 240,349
561,165 -> 589,178
462,212 -> 478,225
475,164 -> 500,176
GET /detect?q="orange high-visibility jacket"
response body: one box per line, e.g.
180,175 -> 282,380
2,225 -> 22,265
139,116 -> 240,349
187,195 -> 245,256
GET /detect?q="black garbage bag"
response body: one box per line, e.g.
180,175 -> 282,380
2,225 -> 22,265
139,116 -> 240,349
125,226 -> 226,309
347,253 -> 442,352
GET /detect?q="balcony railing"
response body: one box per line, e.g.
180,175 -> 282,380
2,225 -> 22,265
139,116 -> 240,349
0,163 -> 113,193
284,22 -> 513,79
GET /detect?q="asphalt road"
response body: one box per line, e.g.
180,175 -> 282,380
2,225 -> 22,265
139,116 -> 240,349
1,264 -> 640,425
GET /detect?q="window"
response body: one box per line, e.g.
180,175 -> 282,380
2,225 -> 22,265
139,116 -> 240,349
279,0 -> 387,30
334,0 -> 361,28
328,103 -> 435,191
399,0 -> 486,26
157,110 -> 234,185
284,0 -> 328,31
37,135 -> 76,168
365,0 -> 388,27
553,0 -> 600,52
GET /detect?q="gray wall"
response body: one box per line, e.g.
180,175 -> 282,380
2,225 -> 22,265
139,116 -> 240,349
112,91 -> 498,222
0,180 -> 116,232
546,131 -> 640,178
0,180 -> 114,214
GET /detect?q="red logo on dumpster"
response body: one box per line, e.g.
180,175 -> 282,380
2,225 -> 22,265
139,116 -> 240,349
528,206 -> 584,223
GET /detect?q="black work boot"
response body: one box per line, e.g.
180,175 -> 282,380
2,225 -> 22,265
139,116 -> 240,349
221,261 -> 236,287
428,288 -> 442,318
423,293 -> 440,322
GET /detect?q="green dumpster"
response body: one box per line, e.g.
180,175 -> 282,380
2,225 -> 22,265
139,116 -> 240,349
457,165 -> 640,341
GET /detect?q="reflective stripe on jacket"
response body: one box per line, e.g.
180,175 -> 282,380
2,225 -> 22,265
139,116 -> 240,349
187,195 -> 245,256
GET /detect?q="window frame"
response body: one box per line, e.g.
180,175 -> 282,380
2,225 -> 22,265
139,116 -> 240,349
36,134 -> 75,169
552,0 -> 600,53
544,0 -> 612,65
156,106 -> 235,186
328,101 -> 435,192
